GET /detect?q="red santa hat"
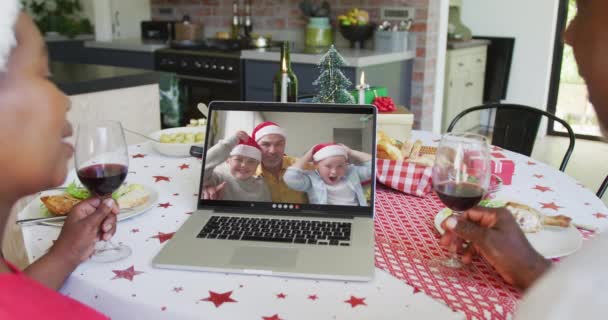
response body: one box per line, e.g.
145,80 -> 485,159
312,143 -> 348,162
252,121 -> 286,142
230,137 -> 262,161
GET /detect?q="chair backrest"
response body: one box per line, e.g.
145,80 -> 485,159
447,103 -> 576,172
598,175 -> 608,198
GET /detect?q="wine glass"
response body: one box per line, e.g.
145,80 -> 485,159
75,120 -> 131,263
433,132 -> 491,268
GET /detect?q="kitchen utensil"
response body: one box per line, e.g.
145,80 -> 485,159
174,15 -> 203,41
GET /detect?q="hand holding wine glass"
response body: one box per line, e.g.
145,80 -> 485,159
74,120 -> 130,262
433,132 -> 491,268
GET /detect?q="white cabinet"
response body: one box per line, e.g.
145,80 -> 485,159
442,45 -> 488,132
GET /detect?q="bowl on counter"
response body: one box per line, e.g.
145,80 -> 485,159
149,127 -> 205,157
339,24 -> 376,49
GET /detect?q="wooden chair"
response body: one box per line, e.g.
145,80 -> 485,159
447,103 -> 576,172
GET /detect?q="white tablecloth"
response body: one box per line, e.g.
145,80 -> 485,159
21,131 -> 608,320
21,141 -> 462,320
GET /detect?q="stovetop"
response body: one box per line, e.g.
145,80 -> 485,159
155,38 -> 280,78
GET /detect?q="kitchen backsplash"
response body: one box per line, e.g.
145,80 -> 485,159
150,0 -> 440,130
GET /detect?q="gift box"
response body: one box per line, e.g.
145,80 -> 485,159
376,159 -> 433,197
491,152 -> 515,185
377,105 -> 414,143
466,151 -> 515,186
349,86 -> 388,104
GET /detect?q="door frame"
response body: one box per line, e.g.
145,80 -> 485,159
546,0 -> 602,141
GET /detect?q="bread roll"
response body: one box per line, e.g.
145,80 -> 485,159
400,140 -> 414,159
377,140 -> 403,160
409,140 -> 423,160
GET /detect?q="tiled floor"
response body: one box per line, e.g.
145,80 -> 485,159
531,135 -> 608,205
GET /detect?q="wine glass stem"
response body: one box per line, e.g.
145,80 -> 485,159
445,210 -> 464,268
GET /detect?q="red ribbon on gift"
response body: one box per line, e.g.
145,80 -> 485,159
372,96 -> 397,113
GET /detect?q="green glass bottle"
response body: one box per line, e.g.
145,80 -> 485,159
273,42 -> 298,102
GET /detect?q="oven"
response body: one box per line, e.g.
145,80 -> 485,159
155,49 -> 244,128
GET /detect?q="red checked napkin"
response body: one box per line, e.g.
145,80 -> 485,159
376,159 -> 433,197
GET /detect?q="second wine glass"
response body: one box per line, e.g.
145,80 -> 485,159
432,132 -> 491,268
75,120 -> 131,263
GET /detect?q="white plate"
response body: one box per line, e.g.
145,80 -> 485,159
149,127 -> 205,157
20,185 -> 159,227
433,206 -> 583,259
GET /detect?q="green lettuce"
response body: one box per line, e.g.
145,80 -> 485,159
66,181 -> 143,200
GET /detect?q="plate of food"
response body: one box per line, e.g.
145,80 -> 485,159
434,200 -> 582,259
19,182 -> 158,227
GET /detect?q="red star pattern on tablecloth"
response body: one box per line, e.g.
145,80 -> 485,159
533,185 -> 553,192
158,202 -> 172,209
593,212 -> 607,219
131,228 -> 140,233
185,211 -> 193,215
173,287 -> 183,293
527,161 -> 537,166
178,164 -> 190,170
153,176 -> 171,182
111,266 -> 143,281
161,307 -> 166,311
540,202 -> 563,211
262,315 -> 283,320
173,193 -> 179,196
201,291 -> 237,308
308,294 -> 318,301
151,232 -> 175,243
533,174 -> 544,179
344,296 -> 366,308
276,293 -> 286,299
131,153 -> 146,158
491,146 -> 503,151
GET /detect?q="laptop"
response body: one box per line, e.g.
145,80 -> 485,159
153,101 -> 377,281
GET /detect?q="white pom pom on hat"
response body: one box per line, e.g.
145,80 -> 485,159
0,0 -> 20,72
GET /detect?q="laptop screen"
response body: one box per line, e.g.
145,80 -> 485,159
198,102 -> 376,216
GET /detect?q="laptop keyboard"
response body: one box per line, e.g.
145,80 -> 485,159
197,216 -> 352,246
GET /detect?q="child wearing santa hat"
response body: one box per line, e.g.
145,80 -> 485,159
284,143 -> 372,206
203,131 -> 271,202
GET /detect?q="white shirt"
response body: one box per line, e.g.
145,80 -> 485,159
326,181 -> 358,206
515,233 -> 608,319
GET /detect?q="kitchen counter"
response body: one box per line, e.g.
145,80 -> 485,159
51,62 -> 161,95
447,39 -> 491,50
84,38 -> 168,53
241,47 -> 416,67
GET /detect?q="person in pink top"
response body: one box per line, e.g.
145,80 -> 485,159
0,3 -> 116,319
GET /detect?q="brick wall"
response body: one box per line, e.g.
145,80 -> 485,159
151,0 -> 439,130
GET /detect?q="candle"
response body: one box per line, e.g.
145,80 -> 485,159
357,71 -> 369,105
280,58 -> 288,103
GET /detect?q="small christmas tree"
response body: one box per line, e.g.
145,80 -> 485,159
312,45 -> 355,104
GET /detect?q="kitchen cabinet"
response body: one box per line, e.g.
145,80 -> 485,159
244,60 -> 413,106
48,40 -> 156,70
442,44 -> 488,132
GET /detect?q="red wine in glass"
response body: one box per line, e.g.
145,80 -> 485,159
432,132 -> 491,269
75,120 -> 131,263
435,182 -> 485,212
77,163 -> 128,197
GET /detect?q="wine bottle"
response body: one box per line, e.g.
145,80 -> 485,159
273,42 -> 298,103
230,1 -> 240,39
244,0 -> 252,38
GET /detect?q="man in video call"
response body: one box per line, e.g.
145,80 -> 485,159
204,121 -> 309,204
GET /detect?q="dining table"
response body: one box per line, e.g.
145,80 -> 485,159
19,130 -> 608,320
